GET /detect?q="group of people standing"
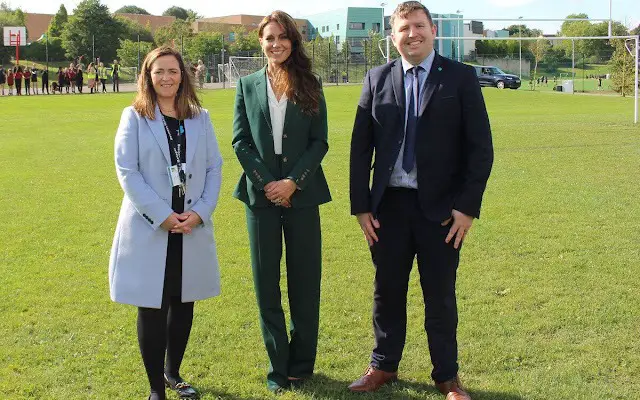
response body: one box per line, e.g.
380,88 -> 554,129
0,65 -> 40,96
0,59 -> 122,96
108,3 -> 493,400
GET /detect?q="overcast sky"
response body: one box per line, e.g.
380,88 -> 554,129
15,0 -> 640,34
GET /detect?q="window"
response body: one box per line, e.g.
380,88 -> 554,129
335,35 -> 340,43
322,26 -> 325,33
372,23 -> 381,33
229,32 -> 235,41
349,22 -> 365,30
337,24 -> 340,30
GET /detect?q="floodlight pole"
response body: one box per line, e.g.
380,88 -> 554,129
518,17 -> 522,79
635,36 -> 638,124
571,40 -> 575,79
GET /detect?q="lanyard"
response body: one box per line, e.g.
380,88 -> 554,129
161,115 -> 187,195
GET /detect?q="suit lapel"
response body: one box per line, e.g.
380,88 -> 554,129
391,60 -> 405,117
419,53 -> 443,117
254,67 -> 272,132
184,115 -> 198,167
146,105 -> 171,165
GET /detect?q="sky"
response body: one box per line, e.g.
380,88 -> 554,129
15,0 -> 640,34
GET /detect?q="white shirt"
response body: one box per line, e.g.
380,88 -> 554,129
266,76 -> 288,155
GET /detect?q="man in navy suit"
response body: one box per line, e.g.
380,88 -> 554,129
348,2 -> 493,399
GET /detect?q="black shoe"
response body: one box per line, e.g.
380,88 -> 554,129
164,374 -> 198,399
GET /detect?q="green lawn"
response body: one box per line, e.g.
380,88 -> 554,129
0,87 -> 639,400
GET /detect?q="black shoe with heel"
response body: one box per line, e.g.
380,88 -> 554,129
164,374 -> 198,399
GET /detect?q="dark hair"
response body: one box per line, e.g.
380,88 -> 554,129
390,1 -> 434,28
133,46 -> 201,120
258,11 -> 322,115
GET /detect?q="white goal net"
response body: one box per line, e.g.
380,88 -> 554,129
219,56 -> 265,87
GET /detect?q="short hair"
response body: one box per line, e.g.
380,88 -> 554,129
133,46 -> 201,120
390,1 -> 434,28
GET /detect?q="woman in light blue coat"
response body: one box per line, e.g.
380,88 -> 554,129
109,46 -> 222,400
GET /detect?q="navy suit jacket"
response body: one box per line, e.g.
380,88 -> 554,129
350,53 -> 494,221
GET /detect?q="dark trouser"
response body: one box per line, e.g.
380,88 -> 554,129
15,81 -> 21,94
113,76 -> 119,92
245,204 -> 322,389
369,188 -> 460,383
42,80 -> 49,94
100,78 -> 106,92
137,235 -> 193,399
77,79 -> 83,93
24,80 -> 30,95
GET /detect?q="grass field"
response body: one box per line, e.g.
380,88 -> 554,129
0,86 -> 639,400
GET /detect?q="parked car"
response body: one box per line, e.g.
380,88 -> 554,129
472,65 -> 521,89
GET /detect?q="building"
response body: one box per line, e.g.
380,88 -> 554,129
24,12 -> 175,43
304,7 -> 384,54
484,29 -> 510,38
193,15 -> 310,42
432,13 -> 464,61
463,20 -> 484,59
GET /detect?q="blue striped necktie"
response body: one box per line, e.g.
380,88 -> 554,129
403,66 -> 421,173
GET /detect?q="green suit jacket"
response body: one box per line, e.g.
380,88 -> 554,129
232,67 -> 331,208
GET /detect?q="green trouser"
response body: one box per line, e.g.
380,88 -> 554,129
245,204 -> 322,390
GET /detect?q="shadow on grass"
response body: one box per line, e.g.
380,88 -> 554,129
290,373 -> 524,400
195,386 -> 265,400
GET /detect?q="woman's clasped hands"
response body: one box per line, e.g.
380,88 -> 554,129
160,211 -> 203,234
264,179 -> 297,208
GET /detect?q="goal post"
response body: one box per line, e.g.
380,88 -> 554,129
222,56 -> 266,87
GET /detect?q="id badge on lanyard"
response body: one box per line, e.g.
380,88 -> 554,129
162,116 -> 186,197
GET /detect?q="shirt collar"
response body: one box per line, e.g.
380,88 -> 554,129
401,49 -> 435,75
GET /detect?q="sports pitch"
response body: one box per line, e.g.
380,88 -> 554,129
0,87 -> 639,399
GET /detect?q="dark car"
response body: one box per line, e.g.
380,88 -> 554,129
472,65 -> 521,89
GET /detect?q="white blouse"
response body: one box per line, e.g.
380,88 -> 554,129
266,76 -> 288,155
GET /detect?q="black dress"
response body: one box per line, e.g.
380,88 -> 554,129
162,115 -> 186,298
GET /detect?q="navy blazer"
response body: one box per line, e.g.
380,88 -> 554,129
350,53 -> 493,221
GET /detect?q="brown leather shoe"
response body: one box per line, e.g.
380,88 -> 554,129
435,375 -> 471,400
348,366 -> 398,392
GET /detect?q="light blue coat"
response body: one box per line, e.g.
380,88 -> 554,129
109,105 -> 223,309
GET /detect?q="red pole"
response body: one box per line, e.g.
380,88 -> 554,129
16,32 -> 20,65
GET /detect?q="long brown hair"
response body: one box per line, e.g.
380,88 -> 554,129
258,11 -> 322,115
133,46 -> 201,120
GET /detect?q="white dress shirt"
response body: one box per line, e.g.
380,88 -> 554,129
266,75 -> 288,155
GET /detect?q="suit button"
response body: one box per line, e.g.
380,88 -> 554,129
189,174 -> 192,179
398,140 -> 402,144
187,199 -> 192,204
389,166 -> 393,171
283,134 -> 287,139
283,157 -> 288,162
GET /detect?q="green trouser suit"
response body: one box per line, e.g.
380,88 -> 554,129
232,67 -> 331,390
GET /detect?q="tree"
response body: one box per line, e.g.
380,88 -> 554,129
116,38 -> 154,67
48,5 -> 68,37
184,31 -> 224,61
186,9 -> 202,22
61,0 -> 124,62
154,19 -> 192,47
116,15 -> 153,42
631,24 -> 640,36
608,39 -> 635,96
23,37 -> 66,61
162,6 -> 189,20
114,5 -> 150,14
228,27 -> 260,55
0,3 -> 26,64
529,37 -> 550,78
